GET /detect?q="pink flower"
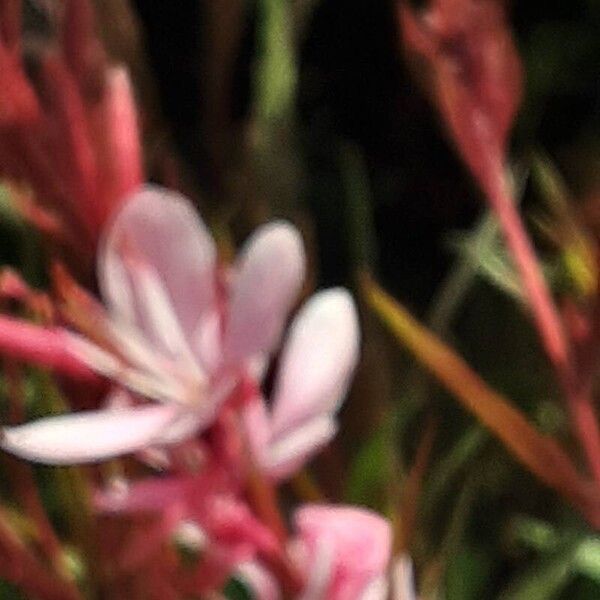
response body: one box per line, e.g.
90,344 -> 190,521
294,505 -> 392,599
239,504 -> 392,600
242,289 -> 360,480
1,186 -> 306,463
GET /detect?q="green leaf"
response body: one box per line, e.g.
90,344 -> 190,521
446,546 -> 494,600
449,224 -> 524,303
362,276 -> 597,523
254,0 -> 297,126
339,142 -> 378,270
224,577 -> 253,600
344,425 -> 393,510
510,516 -> 600,584
0,184 -> 24,226
0,579 -> 27,600
424,426 -> 487,507
500,543 -> 578,600
574,538 -> 600,582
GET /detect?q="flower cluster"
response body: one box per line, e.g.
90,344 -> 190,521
0,0 -> 142,260
0,2 -> 417,596
0,185 -> 403,598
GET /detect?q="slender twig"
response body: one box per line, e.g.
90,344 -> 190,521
0,506 -> 82,600
233,387 -> 304,596
487,167 -> 600,485
393,414 -> 438,554
487,169 -> 570,373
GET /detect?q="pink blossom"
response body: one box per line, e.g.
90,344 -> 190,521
1,186 -> 306,463
239,504 -> 392,600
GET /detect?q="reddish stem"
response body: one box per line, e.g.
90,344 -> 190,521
0,506 -> 82,600
487,166 -> 600,485
233,386 -> 304,596
487,169 -> 569,371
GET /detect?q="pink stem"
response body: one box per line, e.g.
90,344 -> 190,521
487,167 -> 600,484
0,315 -> 97,381
487,170 -> 569,371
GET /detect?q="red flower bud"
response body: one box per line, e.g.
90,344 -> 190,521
399,0 -> 523,195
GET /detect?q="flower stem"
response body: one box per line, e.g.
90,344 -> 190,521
0,505 -> 82,600
488,167 -> 600,485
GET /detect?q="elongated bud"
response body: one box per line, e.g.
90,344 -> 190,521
62,0 -> 107,102
90,67 -> 143,224
399,0 -> 522,194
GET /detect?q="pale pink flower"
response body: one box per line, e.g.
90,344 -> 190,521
239,504 -> 392,600
1,186 -> 305,463
242,289 -> 360,480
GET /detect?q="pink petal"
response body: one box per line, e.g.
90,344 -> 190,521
298,531 -> 336,600
241,395 -> 272,466
1,404 -> 181,464
0,316 -> 95,381
265,415 -> 337,481
391,554 -> 417,600
295,505 -> 392,598
98,186 -> 216,358
270,289 -> 360,437
152,407 -> 213,446
223,221 -> 305,366
191,307 -> 223,375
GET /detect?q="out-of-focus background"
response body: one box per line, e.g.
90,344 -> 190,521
2,1 -> 600,597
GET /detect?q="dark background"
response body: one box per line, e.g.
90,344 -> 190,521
132,0 -> 600,308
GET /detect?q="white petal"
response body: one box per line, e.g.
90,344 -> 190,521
151,407 -> 212,446
270,288 -> 360,437
265,416 -> 337,481
224,221 -> 305,365
236,561 -> 281,600
66,333 -> 187,404
391,554 -> 417,600
127,260 -> 200,368
297,534 -> 335,600
1,404 -> 181,464
98,185 -> 216,356
360,576 -> 389,600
